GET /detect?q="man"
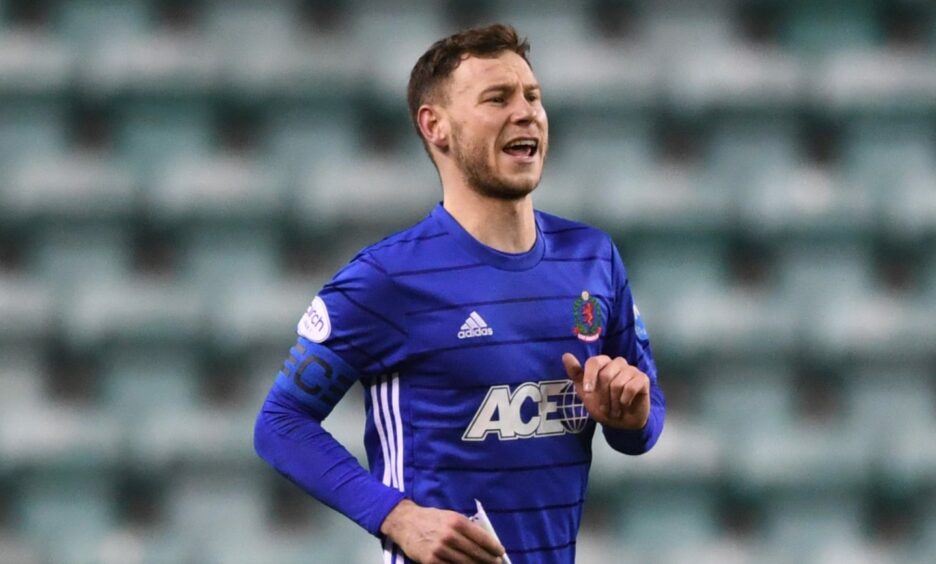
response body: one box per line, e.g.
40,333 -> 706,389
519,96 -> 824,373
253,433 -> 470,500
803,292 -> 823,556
254,24 -> 665,564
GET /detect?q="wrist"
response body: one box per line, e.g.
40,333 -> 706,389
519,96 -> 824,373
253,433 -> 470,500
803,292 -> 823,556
380,498 -> 417,538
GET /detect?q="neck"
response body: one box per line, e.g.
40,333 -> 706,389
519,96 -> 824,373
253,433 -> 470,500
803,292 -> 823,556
442,188 -> 536,254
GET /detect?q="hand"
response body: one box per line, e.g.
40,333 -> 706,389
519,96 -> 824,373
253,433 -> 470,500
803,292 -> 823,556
380,499 -> 506,563
561,353 -> 650,430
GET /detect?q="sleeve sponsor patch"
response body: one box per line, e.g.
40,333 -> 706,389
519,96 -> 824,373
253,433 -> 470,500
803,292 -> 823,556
297,295 -> 331,343
633,304 -> 649,341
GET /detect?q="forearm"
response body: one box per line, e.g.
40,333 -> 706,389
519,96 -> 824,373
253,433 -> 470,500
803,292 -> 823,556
254,386 -> 405,535
602,384 -> 665,455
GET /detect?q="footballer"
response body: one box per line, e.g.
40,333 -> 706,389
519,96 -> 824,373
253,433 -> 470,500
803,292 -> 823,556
255,23 -> 665,564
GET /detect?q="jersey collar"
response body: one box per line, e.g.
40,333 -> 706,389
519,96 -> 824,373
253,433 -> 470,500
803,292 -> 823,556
430,202 -> 545,271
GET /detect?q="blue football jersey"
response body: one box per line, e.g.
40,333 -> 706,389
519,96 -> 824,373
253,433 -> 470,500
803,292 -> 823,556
261,203 -> 665,563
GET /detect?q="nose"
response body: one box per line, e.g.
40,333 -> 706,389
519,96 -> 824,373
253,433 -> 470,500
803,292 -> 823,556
510,93 -> 537,125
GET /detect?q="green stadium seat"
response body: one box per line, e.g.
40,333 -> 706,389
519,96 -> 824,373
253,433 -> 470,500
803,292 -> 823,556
557,113 -> 654,177
133,405 -> 256,466
53,0 -> 150,49
806,293 -> 935,362
884,170 -> 936,240
915,492 -> 936,561
0,276 -> 53,345
95,530 -> 191,564
261,103 -> 359,180
841,117 -> 936,193
2,152 -> 136,225
843,364 -> 934,487
698,363 -> 797,436
642,2 -> 734,53
624,237 -> 728,302
612,484 -> 720,552
168,226 -> 280,307
844,363 -> 934,428
814,540 -> 907,564
814,49 -> 936,113
761,491 -> 865,560
492,2 -> 588,45
0,534 -> 40,564
82,31 -> 220,97
62,278 -> 203,351
664,289 -> 797,360
923,248 -> 936,293
27,224 -> 134,288
0,402 -> 121,469
740,165 -> 875,240
115,100 -> 214,179
203,0 -> 297,49
0,347 -> 47,410
299,154 -> 437,228
705,116 -> 799,196
165,469 -> 266,540
199,487 -> 382,563
547,43 -> 658,112
204,0 -> 320,100
883,414 -> 936,491
202,531 -> 354,564
668,46 -> 805,111
100,346 -> 201,424
773,240 -> 875,305
0,101 -> 67,169
147,154 -> 285,225
15,469 -> 117,561
147,155 -> 286,293
658,541 -> 762,564
782,1 -> 878,56
0,30 -> 72,96
732,422 -> 872,491
602,165 -> 733,233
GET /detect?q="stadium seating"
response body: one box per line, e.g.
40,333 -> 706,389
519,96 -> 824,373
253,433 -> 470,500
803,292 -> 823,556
1,1 -> 934,562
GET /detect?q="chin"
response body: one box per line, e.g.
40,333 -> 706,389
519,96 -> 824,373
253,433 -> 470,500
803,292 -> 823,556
475,176 -> 540,201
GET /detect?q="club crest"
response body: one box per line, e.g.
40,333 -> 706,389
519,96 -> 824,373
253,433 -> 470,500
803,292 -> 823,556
572,290 -> 603,342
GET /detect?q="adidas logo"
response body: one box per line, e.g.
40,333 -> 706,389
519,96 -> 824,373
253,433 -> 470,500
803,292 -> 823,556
458,311 -> 493,339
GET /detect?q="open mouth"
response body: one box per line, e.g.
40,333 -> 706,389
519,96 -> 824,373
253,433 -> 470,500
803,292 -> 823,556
502,138 -> 538,158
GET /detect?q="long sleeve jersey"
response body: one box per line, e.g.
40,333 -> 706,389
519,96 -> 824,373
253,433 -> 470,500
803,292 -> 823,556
254,203 -> 665,563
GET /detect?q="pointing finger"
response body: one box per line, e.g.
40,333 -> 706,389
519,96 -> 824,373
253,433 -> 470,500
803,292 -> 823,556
561,353 -> 583,382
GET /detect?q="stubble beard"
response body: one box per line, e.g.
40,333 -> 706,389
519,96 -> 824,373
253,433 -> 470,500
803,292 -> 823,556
449,124 -> 542,202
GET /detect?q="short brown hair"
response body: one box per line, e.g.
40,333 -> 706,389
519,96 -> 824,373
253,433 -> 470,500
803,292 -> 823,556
407,24 -> 531,158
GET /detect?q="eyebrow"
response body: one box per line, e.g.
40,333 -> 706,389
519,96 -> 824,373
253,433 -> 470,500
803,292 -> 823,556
478,83 -> 541,96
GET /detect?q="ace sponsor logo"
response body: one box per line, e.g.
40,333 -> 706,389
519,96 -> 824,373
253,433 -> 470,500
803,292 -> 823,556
463,380 -> 589,441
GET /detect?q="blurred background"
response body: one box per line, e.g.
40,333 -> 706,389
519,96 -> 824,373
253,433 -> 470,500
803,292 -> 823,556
0,0 -> 935,562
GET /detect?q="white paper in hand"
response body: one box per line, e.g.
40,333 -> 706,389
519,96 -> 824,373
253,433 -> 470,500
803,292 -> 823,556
469,499 -> 512,564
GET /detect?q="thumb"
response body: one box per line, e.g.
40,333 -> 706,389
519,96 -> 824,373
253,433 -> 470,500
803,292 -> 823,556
562,353 -> 583,382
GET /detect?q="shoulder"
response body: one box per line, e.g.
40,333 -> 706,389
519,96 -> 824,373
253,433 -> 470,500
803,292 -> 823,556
332,211 -> 441,284
536,209 -> 630,282
535,209 -> 615,253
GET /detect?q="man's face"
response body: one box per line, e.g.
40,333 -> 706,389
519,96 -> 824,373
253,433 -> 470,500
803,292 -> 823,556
440,51 -> 549,201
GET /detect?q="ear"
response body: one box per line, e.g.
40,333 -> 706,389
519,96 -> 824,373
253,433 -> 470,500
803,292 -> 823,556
417,104 -> 449,152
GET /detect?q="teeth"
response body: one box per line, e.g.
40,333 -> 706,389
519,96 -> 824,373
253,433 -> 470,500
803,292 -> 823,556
506,139 -> 537,149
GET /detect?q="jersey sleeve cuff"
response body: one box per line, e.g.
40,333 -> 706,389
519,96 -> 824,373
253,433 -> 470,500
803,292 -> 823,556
367,490 -> 408,537
600,388 -> 665,455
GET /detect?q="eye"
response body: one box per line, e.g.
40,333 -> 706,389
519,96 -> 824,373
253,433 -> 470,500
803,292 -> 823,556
487,96 -> 505,104
526,93 -> 540,103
